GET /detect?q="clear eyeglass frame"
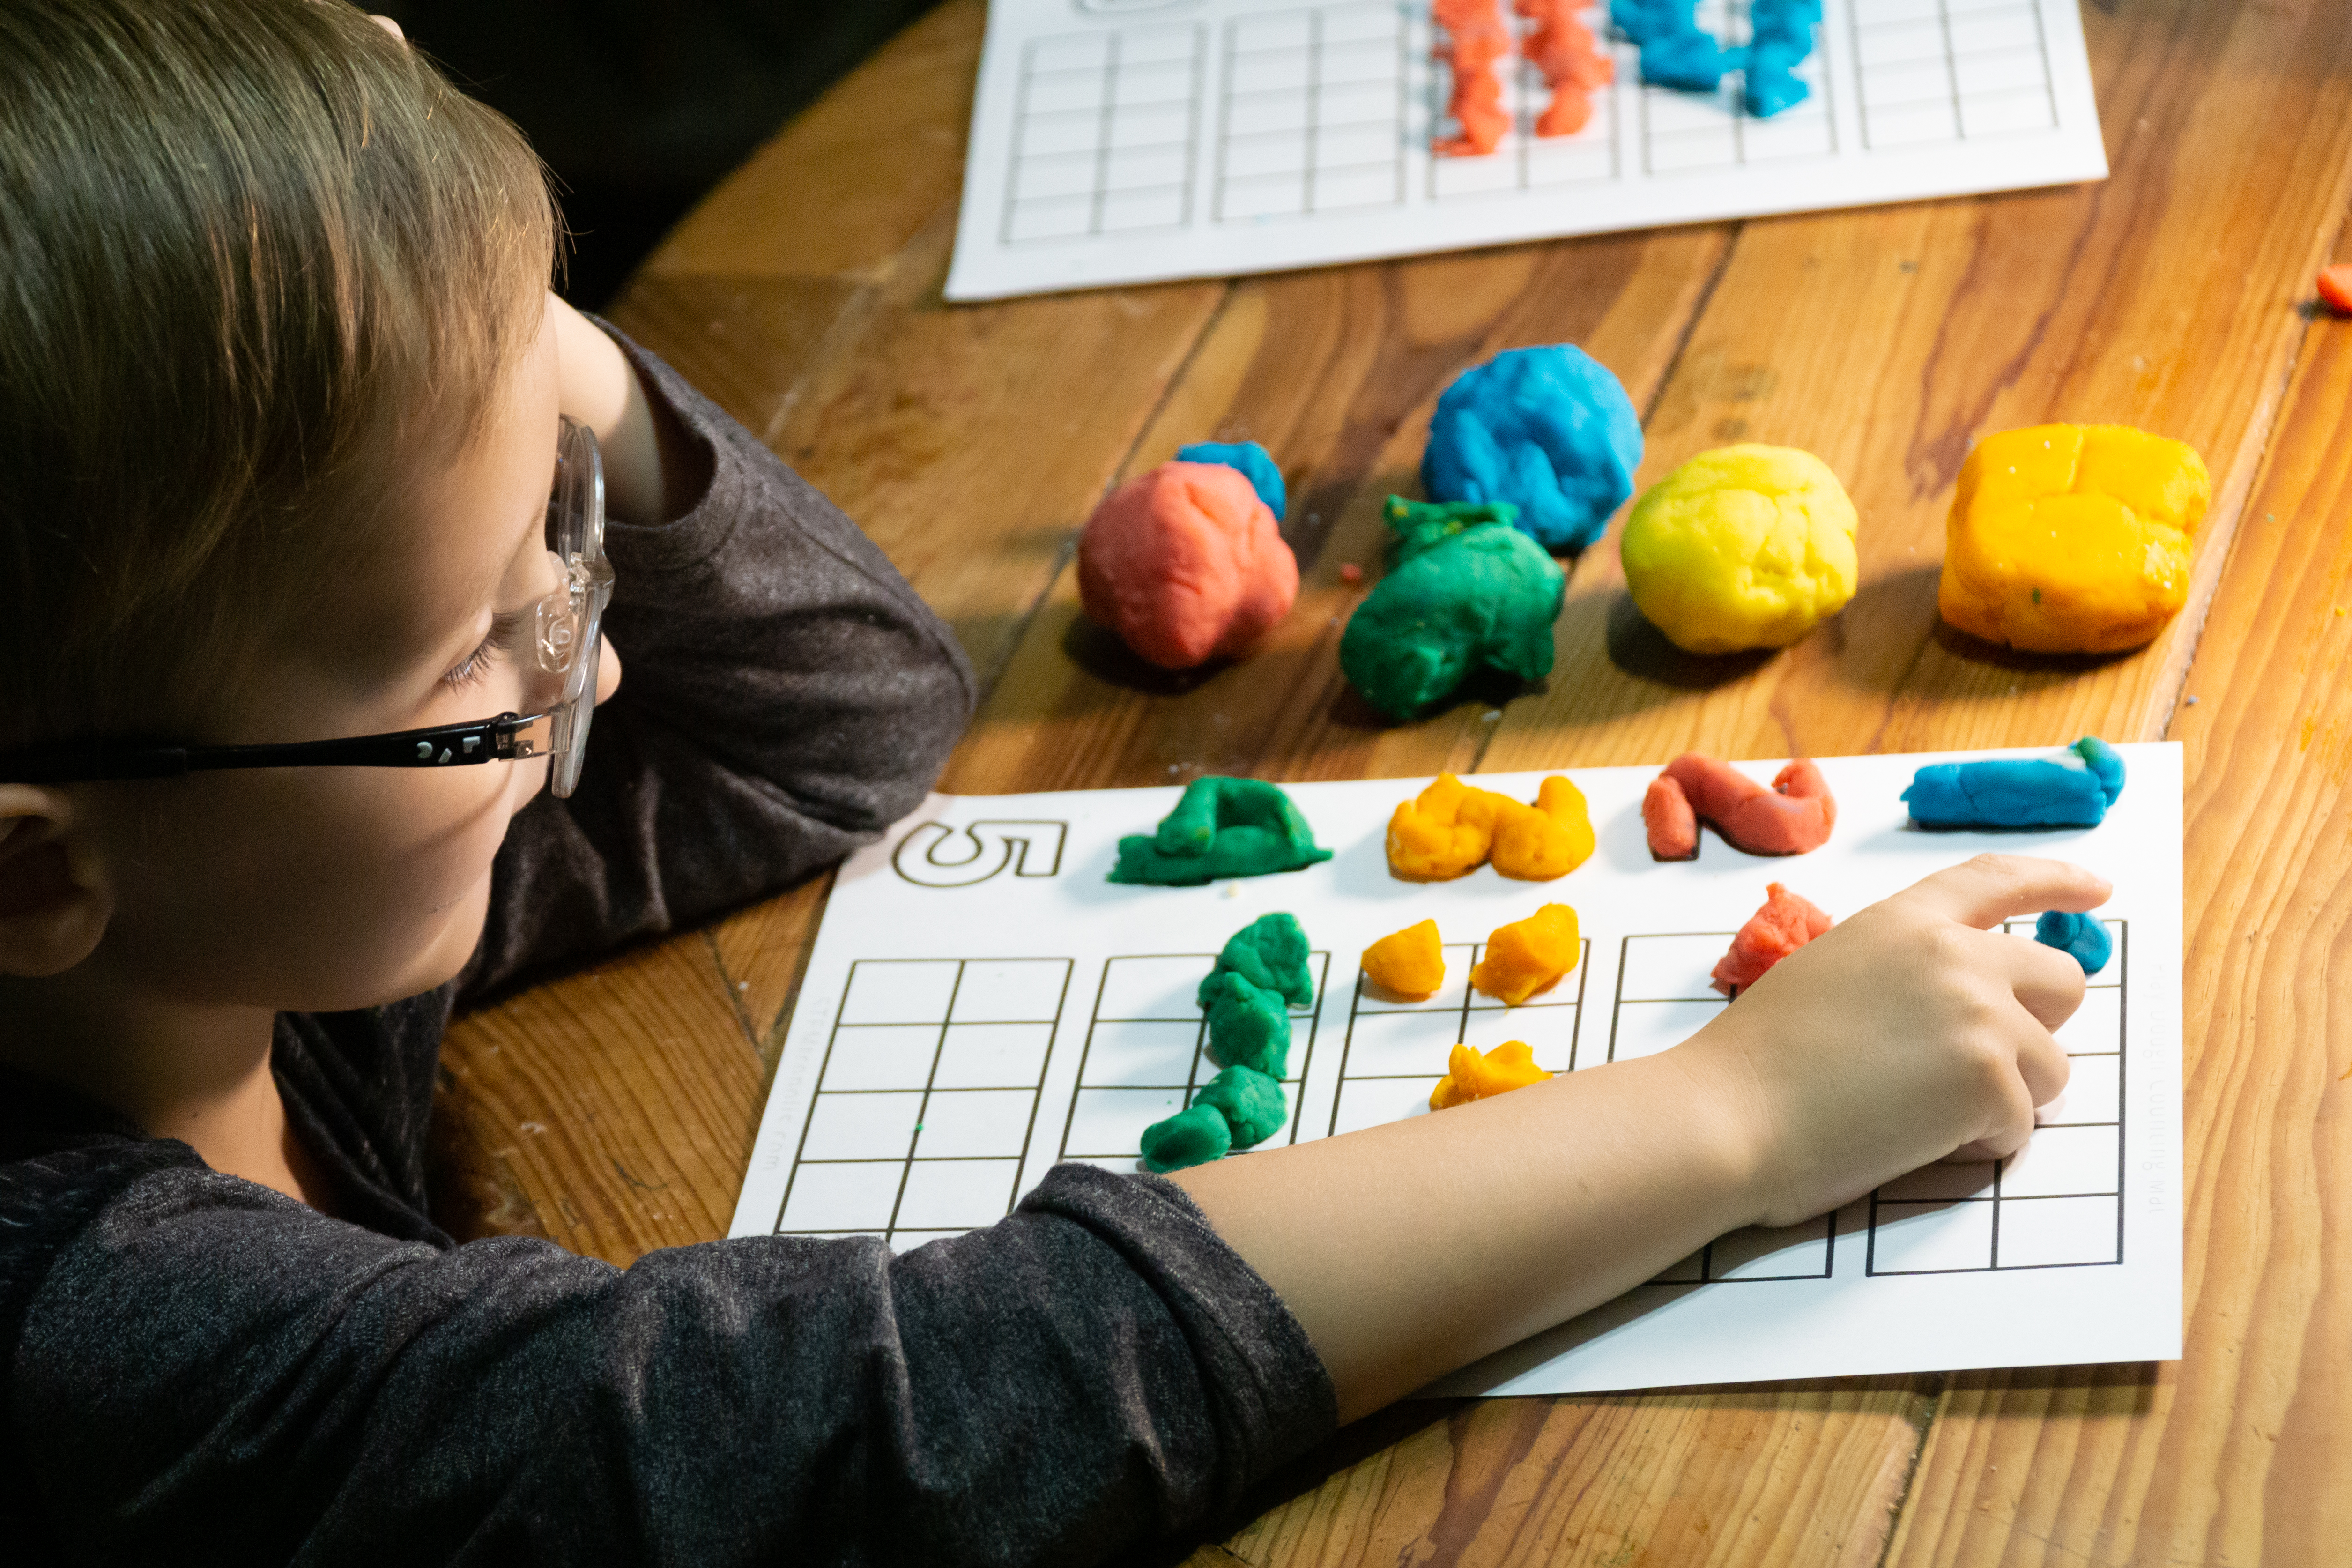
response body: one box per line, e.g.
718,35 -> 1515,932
0,416 -> 616,795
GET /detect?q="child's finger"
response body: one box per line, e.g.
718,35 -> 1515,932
1897,853 -> 2112,931
2006,1009 -> 2072,1107
1986,925 -> 2090,1032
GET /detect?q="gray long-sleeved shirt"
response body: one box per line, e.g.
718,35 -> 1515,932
0,335 -> 1337,1565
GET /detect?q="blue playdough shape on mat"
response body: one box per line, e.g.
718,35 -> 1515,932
1902,737 -> 2127,829
1612,0 -> 1821,116
1745,0 -> 1823,116
1421,345 -> 1643,552
1641,27 -> 1729,92
2034,910 -> 2113,976
1177,440 -> 1286,522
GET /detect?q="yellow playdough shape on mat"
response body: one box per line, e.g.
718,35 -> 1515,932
1489,776 -> 1595,880
1938,423 -> 2209,654
1469,903 -> 1580,1004
1619,444 -> 1860,655
1386,773 -> 1511,880
1361,919 -> 1446,999
1430,1040 -> 1553,1110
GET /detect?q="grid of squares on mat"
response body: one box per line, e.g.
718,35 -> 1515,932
1058,951 -> 1333,1173
1849,0 -> 2060,147
1326,939 -> 1591,1138
1001,22 -> 1207,243
776,958 -> 1073,1251
1866,919 -> 2127,1274
1606,933 -> 1839,1282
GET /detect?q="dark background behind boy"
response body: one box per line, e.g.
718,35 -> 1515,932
378,0 -> 942,307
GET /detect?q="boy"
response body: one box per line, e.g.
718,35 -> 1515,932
0,3 -> 2105,1562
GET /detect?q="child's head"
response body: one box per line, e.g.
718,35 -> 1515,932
0,0 -> 587,1026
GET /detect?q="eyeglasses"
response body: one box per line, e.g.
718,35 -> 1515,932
0,416 -> 616,800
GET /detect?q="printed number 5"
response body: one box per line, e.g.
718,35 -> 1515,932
892,820 -> 1068,887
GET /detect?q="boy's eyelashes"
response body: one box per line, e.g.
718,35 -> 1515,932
440,609 -> 531,692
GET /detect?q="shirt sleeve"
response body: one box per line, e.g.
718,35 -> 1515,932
461,325 -> 976,1000
14,1159 -> 1337,1568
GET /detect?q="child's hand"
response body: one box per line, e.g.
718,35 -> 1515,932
1686,854 -> 2109,1230
546,293 -> 693,524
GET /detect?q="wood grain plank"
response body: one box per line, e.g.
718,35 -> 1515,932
1482,0 -> 2352,774
1879,219 -> 2352,1568
435,935 -> 763,1264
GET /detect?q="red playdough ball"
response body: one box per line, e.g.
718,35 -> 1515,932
1078,461 -> 1300,669
1711,883 -> 1833,995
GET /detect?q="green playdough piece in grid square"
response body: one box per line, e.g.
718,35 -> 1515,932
1198,912 -> 1315,1009
1193,1065 -> 1288,1149
1199,972 -> 1291,1079
1140,1103 -> 1230,1174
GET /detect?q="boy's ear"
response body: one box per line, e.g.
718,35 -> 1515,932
0,787 -> 111,978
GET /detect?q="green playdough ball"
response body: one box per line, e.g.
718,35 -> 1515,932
1199,971 -> 1291,1078
1200,912 -> 1315,1008
1108,775 -> 1335,885
1193,1065 -> 1288,1149
1140,1103 -> 1232,1173
1339,498 -> 1566,721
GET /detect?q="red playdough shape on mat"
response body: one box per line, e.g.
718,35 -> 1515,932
1712,883 -> 1833,995
1433,0 -> 1512,156
1642,754 -> 1837,859
1077,461 -> 1300,669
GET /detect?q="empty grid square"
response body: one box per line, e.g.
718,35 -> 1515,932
933,1024 -> 1053,1089
1872,1199 -> 1996,1273
2040,1054 -> 2121,1126
1331,1010 -> 1458,1078
802,1091 -> 922,1161
1025,71 -> 1109,117
1231,51 -> 1312,96
1332,1075 -> 1442,1135
1459,1007 -> 1579,1067
1960,91 -> 2055,135
1864,56 -> 1955,107
1879,1159 -> 1999,1204
1120,24 -> 1202,66
1013,152 -> 1103,203
1226,134 -> 1311,179
1947,7 -> 2040,53
1997,1195 -> 2120,1267
894,1159 -> 1022,1231
1104,145 -> 1192,191
1710,1218 -> 1834,1280
1226,91 -> 1311,136
1065,1085 -> 1188,1156
1321,3 -> 1402,45
839,960 -> 960,1025
1021,112 -> 1104,157
2002,1124 -> 2119,1197
1233,11 -> 1313,51
950,960 -> 1067,1023
1857,19 -> 1947,67
1078,1020 -> 1202,1086
2057,987 -> 2122,1053
780,1161 -> 904,1232
1619,935 -> 1732,1001
819,1026 -> 939,1092
913,1089 -> 1037,1159
1115,59 -> 1198,106
1315,164 -> 1404,208
1110,101 -> 1194,146
1029,34 -> 1110,74
1319,37 -> 1402,87
1866,99 -> 1960,145
1610,998 -> 1723,1062
1095,956 -> 1211,1021
1954,49 -> 2049,97
1319,78 -> 1399,126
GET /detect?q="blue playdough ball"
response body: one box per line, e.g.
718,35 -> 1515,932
1177,440 -> 1286,521
1421,345 -> 1643,552
2034,909 -> 2113,975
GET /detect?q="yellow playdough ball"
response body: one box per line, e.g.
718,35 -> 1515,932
1938,424 -> 2208,653
1362,919 -> 1447,999
1619,444 -> 1861,655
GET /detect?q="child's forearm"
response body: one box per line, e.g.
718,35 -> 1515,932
1172,1049 -> 1761,1422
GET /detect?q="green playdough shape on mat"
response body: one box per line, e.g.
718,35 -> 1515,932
1199,912 -> 1315,1008
1108,775 -> 1335,885
1141,1104 -> 1231,1173
1338,498 -> 1567,721
1200,972 -> 1291,1079
1193,1065 -> 1288,1150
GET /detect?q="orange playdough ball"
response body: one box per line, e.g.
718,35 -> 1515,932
1077,461 -> 1299,669
1469,903 -> 1581,1005
1938,424 -> 2209,654
1429,1040 -> 1553,1110
1362,918 -> 1447,1000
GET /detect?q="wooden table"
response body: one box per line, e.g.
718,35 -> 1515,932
429,3 -> 2352,1561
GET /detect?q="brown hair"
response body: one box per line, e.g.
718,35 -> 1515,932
0,0 -> 556,745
